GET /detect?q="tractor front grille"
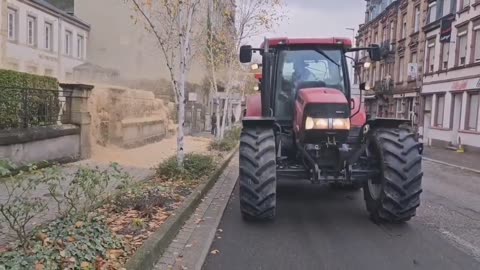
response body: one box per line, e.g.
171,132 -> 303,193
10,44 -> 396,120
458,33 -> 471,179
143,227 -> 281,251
305,103 -> 350,118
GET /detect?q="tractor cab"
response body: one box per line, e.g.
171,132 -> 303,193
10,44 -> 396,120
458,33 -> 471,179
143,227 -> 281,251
237,37 -> 423,224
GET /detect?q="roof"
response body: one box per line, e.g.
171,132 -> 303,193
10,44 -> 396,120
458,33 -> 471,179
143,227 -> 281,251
29,0 -> 90,30
260,37 -> 352,48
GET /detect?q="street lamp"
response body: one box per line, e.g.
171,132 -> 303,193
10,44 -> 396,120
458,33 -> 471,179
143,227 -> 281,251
346,27 -> 355,47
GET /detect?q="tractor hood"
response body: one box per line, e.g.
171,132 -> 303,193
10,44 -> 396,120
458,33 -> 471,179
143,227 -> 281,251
297,87 -> 349,104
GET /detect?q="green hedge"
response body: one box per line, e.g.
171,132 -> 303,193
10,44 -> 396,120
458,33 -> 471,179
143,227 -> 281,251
0,69 -> 60,129
0,69 -> 58,89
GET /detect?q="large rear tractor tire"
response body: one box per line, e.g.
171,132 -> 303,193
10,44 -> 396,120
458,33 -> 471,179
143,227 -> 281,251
239,127 -> 277,221
363,128 -> 423,223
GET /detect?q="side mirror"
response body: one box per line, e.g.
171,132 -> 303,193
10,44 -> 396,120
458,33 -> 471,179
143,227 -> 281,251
368,44 -> 381,61
240,45 -> 253,63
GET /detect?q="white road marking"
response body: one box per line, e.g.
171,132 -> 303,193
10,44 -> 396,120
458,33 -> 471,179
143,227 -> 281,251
441,230 -> 480,261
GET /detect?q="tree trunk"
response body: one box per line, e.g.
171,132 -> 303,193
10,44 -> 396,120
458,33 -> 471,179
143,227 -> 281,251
220,95 -> 229,139
177,78 -> 186,167
215,99 -> 220,140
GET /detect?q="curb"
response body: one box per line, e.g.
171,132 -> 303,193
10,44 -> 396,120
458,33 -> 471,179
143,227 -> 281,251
124,147 -> 238,270
423,157 -> 480,175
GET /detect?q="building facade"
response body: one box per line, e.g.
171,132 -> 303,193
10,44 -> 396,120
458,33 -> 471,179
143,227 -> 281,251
421,0 -> 480,152
1,0 -> 89,81
357,0 -> 427,130
74,0 -> 234,84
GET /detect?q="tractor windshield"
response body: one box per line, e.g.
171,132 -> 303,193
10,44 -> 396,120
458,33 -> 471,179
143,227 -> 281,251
275,49 -> 346,119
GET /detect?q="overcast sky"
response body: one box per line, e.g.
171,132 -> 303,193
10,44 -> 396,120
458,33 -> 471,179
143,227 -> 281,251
248,0 -> 366,45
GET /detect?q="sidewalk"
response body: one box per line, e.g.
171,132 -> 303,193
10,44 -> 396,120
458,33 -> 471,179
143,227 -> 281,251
423,146 -> 480,171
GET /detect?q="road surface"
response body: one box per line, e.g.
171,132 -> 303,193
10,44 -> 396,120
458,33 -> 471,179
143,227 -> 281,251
203,160 -> 480,270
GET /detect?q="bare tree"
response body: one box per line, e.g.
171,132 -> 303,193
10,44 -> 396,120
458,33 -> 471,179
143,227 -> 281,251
205,0 -> 285,139
126,0 -> 203,166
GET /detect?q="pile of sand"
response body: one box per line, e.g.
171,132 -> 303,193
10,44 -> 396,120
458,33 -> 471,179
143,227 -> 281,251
90,135 -> 212,169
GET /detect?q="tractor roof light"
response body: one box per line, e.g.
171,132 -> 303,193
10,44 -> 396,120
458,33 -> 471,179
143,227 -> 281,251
363,61 -> 371,68
251,63 -> 259,70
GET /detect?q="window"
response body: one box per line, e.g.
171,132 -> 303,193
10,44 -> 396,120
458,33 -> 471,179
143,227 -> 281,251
275,49 -> 346,119
411,52 -> 418,64
372,66 -> 377,84
441,43 -> 450,69
414,6 -> 420,33
428,2 -> 437,23
65,30 -> 72,55
27,16 -> 37,46
8,8 -> 17,41
380,64 -> 385,79
462,0 -> 471,9
45,22 -> 52,50
473,27 -> 480,62
383,26 -> 387,43
389,21 -> 395,42
77,35 -> 84,59
426,39 -> 436,73
401,14 -> 407,39
373,32 -> 378,43
457,31 -> 468,66
443,0 -> 452,16
435,95 -> 445,127
396,99 -> 404,118
466,93 -> 479,130
398,56 -> 405,82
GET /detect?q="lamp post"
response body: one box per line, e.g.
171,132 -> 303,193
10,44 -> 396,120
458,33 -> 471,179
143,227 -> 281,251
346,27 -> 355,47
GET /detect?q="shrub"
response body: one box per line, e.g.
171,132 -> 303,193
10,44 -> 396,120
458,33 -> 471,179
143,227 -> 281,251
0,215 -> 123,270
0,69 -> 60,129
209,126 -> 241,152
155,153 -> 215,181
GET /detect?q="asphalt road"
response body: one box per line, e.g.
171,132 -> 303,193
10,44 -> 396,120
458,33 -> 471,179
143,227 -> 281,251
203,161 -> 480,270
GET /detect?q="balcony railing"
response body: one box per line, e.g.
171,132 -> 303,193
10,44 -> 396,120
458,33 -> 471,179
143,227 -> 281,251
0,88 -> 73,130
373,78 -> 394,94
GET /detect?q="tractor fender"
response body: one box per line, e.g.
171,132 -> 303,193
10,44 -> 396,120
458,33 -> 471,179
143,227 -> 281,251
245,94 -> 262,117
365,118 -> 412,130
242,117 -> 275,128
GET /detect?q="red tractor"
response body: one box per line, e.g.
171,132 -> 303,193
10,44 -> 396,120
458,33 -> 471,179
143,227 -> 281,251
239,37 -> 423,223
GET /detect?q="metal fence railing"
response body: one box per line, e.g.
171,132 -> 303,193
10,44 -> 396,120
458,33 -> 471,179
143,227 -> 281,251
0,87 -> 73,130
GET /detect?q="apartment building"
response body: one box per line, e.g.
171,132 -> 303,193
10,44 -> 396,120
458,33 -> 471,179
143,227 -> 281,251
1,0 -> 89,81
421,0 -> 480,152
356,0 -> 426,128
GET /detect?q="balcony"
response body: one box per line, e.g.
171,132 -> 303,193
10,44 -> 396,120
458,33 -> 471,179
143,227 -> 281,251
380,40 -> 395,59
373,78 -> 394,94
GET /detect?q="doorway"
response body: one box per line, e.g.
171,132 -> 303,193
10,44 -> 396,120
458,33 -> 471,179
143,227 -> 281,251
450,93 -> 463,146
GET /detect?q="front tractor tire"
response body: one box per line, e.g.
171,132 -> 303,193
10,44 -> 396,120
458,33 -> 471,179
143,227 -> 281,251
364,128 -> 423,223
239,127 -> 277,221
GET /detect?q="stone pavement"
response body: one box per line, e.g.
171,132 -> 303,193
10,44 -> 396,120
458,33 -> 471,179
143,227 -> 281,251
154,156 -> 239,270
423,146 -> 480,171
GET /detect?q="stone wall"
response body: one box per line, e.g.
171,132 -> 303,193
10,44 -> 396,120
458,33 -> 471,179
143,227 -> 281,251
0,125 -> 81,166
88,85 -> 175,148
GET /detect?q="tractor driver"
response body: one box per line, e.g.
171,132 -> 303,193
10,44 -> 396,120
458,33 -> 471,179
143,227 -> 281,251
292,59 -> 316,86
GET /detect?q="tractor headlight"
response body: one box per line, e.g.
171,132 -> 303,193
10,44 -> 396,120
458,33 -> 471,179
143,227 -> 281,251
305,117 -> 350,130
332,118 -> 351,130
